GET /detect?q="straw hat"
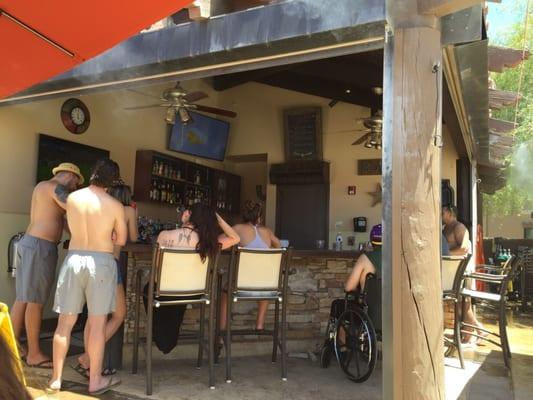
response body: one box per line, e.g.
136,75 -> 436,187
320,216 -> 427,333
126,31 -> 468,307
52,162 -> 84,185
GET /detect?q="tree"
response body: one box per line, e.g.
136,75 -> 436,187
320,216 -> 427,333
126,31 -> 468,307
483,5 -> 533,217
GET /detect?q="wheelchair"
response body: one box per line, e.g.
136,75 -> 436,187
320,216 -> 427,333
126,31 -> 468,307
319,273 -> 381,383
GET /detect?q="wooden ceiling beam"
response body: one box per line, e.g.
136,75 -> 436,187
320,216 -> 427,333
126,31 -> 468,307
488,45 -> 530,72
289,59 -> 383,90
489,88 -> 521,110
418,0 -> 482,16
256,71 -> 381,109
212,64 -> 294,91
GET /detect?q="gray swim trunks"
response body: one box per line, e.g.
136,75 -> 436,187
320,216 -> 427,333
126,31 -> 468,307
15,234 -> 58,304
53,251 -> 117,315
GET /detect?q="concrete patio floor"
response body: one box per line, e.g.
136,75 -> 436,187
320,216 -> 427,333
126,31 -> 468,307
25,308 -> 532,400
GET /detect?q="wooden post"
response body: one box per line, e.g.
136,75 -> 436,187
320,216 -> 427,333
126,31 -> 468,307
382,20 -> 445,400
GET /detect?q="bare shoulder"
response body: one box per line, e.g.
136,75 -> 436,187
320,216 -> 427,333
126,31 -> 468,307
124,205 -> 136,217
454,222 -> 467,235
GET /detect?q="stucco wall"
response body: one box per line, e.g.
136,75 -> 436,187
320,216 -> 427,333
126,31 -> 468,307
0,79 -> 459,312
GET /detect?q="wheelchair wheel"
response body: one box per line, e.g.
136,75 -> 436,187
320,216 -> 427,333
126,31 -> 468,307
334,308 -> 377,383
320,339 -> 333,368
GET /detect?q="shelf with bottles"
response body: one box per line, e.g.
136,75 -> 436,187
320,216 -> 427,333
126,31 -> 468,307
149,178 -> 184,206
151,157 -> 186,182
183,184 -> 211,208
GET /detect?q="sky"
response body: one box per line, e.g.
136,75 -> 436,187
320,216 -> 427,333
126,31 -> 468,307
486,0 -> 530,45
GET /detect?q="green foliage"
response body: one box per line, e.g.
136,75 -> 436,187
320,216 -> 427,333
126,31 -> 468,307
484,8 -> 533,216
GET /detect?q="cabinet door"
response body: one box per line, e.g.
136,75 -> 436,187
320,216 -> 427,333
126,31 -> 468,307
133,150 -> 154,202
275,184 -> 328,249
227,173 -> 241,215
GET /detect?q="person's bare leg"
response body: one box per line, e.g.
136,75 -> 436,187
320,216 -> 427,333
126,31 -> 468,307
359,264 -> 376,292
25,302 -> 50,366
78,319 -> 91,369
87,314 -> 113,393
462,298 -> 484,343
219,292 -> 228,330
10,301 -> 27,356
49,314 -> 78,390
256,300 -> 269,330
78,284 -> 126,370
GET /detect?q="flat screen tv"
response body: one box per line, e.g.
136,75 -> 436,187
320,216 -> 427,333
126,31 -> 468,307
36,134 -> 110,184
168,111 -> 230,161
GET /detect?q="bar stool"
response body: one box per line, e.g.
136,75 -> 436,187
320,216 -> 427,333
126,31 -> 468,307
222,247 -> 292,383
441,254 -> 472,369
131,244 -> 220,394
460,255 -> 520,368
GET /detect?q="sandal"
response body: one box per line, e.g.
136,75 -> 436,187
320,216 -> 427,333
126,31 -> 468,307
70,363 -> 89,380
24,358 -> 53,369
102,368 -> 117,376
88,376 -> 121,396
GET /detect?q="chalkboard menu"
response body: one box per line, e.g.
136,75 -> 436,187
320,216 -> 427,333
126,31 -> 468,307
283,107 -> 322,161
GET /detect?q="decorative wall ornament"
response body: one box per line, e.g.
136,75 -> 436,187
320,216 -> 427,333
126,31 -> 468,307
367,183 -> 382,207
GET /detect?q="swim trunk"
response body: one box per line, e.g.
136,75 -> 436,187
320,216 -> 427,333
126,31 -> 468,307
53,251 -> 117,315
15,235 -> 58,304
115,259 -> 123,285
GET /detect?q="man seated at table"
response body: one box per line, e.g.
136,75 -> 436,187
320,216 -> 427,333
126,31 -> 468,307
442,205 -> 484,344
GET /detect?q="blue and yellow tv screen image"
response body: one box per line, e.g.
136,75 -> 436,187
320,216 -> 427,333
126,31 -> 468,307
168,111 -> 230,161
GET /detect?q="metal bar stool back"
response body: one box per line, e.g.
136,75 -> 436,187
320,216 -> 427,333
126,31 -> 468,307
132,244 -> 220,394
224,246 -> 293,383
441,254 -> 472,368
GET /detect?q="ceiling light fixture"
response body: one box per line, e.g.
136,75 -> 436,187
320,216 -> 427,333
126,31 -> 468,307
165,107 -> 176,124
178,107 -> 192,124
345,89 -> 351,94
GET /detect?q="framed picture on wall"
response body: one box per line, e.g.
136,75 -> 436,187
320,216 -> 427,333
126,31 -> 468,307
358,159 -> 381,175
283,107 -> 323,161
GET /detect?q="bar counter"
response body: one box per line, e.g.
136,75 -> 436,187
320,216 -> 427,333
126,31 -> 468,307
121,243 -> 361,344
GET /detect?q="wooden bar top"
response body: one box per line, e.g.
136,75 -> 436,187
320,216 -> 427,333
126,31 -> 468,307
123,242 -> 361,258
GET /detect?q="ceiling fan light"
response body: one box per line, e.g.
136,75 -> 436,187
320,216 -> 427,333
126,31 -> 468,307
165,108 -> 176,124
369,133 -> 378,145
364,139 -> 373,148
178,107 -> 192,124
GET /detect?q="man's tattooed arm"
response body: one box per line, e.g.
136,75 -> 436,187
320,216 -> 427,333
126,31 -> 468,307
54,184 -> 70,204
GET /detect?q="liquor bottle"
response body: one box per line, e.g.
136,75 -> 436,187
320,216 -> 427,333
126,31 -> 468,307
158,161 -> 164,176
152,161 -> 158,175
160,182 -> 167,202
177,169 -> 182,180
153,181 -> 160,201
194,170 -> 201,185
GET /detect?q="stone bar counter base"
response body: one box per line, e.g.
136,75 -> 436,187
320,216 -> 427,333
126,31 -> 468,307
123,247 -> 359,344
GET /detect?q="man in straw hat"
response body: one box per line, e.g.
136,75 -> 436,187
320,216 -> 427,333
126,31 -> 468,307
11,162 -> 83,369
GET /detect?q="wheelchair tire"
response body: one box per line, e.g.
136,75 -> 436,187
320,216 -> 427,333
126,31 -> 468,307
334,308 -> 377,383
320,340 -> 333,368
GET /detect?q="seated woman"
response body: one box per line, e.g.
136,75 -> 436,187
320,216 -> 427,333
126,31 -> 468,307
74,183 -> 138,377
345,224 -> 382,293
219,201 -> 281,333
149,203 -> 239,354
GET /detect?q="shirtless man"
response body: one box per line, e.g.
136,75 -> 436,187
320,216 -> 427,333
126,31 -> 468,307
442,206 -> 483,342
48,159 -> 127,395
11,162 -> 82,368
442,206 -> 470,256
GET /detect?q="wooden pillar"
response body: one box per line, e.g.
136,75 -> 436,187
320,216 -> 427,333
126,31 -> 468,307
382,21 -> 445,400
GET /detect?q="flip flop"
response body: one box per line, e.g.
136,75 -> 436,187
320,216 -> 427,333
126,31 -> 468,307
102,367 -> 117,376
25,358 -> 53,369
89,376 -> 121,396
70,363 -> 89,379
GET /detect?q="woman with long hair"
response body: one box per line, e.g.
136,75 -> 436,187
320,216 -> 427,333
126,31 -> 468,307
0,329 -> 32,400
149,203 -> 239,354
73,183 -> 138,377
219,201 -> 281,334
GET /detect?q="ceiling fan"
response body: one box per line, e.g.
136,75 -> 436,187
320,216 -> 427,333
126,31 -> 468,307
352,109 -> 383,149
351,86 -> 383,149
124,82 -> 237,124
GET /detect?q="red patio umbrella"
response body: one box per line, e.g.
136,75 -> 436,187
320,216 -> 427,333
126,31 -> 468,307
0,1 -> 192,99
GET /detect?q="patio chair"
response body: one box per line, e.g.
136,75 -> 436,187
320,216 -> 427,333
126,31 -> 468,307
459,254 -> 520,368
132,244 -> 220,394
441,254 -> 472,369
222,247 -> 292,383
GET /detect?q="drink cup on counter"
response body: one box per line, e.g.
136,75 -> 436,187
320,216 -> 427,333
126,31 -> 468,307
280,239 -> 290,248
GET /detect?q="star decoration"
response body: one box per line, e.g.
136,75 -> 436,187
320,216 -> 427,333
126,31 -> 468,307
367,183 -> 382,207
